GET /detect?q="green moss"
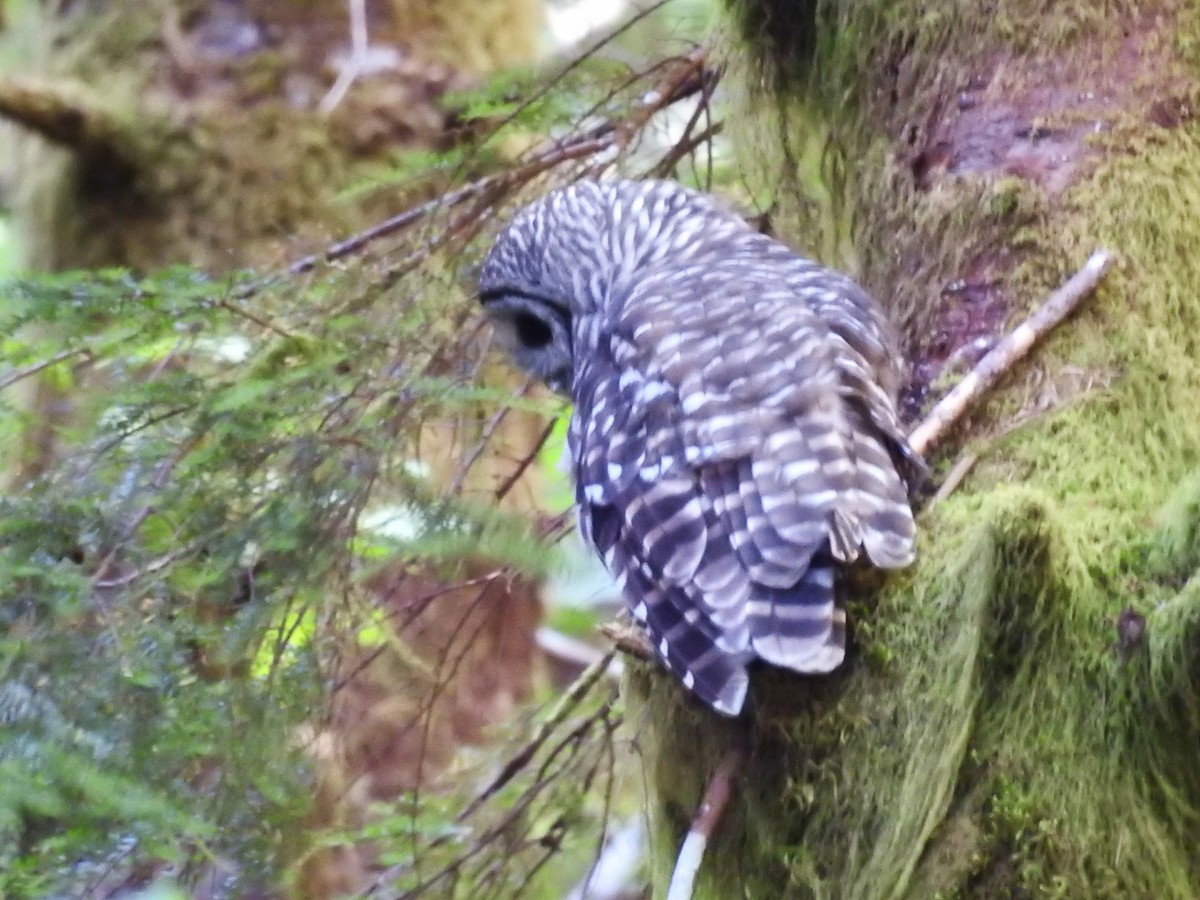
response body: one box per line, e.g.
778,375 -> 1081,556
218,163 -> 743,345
633,3 -> 1200,898
1146,469 -> 1200,583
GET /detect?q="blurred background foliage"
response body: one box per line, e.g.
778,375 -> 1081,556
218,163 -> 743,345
0,0 -> 732,897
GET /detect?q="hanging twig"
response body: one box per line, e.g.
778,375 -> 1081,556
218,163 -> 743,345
666,747 -> 746,900
908,249 -> 1113,455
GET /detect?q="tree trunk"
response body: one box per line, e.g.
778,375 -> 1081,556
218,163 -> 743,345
630,2 -> 1200,897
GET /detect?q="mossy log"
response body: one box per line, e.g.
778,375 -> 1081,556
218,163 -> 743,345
628,3 -> 1200,897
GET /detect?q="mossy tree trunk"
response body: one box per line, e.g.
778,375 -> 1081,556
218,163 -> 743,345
628,3 -> 1200,897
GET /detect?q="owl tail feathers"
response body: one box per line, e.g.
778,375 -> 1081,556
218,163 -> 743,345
836,428 -> 920,569
638,592 -> 752,717
659,638 -> 749,716
692,660 -> 750,717
748,553 -> 846,674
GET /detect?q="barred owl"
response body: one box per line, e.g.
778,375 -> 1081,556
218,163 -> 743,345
478,179 -> 921,716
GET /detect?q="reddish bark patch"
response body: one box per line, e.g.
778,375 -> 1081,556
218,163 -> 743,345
333,558 -> 542,797
910,21 -> 1188,195
902,17 -> 1189,421
299,558 -> 543,897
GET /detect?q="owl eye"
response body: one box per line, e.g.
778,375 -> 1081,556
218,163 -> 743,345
514,310 -> 554,348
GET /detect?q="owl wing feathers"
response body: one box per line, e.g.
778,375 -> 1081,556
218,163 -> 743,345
572,268 -> 916,714
482,179 -> 920,717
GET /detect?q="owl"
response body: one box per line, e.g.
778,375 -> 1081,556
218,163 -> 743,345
478,179 -> 921,716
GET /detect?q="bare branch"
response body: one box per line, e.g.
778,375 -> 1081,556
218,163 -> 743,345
0,348 -> 89,392
599,619 -> 655,661
908,249 -> 1113,456
264,48 -> 715,287
537,627 -> 625,682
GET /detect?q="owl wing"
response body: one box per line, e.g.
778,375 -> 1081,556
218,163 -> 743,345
571,266 -> 916,716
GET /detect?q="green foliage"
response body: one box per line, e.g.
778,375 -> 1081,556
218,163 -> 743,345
0,261 -> 560,894
0,4 -> 732,893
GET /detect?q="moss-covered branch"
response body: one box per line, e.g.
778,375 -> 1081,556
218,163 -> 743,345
0,76 -> 152,167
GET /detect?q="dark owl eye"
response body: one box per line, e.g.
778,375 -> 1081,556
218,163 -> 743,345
514,311 -> 553,348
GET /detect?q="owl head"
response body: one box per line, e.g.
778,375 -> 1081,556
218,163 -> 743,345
477,179 -> 748,394
476,200 -> 576,392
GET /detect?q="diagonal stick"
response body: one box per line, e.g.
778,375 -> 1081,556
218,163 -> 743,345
908,249 -> 1112,455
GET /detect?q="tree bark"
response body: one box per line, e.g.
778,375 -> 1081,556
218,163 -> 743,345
630,2 -> 1200,897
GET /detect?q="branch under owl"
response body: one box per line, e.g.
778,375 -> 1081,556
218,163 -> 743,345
666,747 -> 746,900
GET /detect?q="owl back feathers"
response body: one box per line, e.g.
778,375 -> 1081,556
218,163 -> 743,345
566,263 -> 918,715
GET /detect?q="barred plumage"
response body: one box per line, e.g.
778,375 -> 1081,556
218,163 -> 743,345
478,179 -> 921,716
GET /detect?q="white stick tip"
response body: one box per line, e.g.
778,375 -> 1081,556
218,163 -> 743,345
666,832 -> 708,900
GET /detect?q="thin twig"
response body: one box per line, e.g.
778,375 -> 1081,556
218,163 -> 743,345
456,648 -> 616,823
649,122 -> 725,180
908,249 -> 1112,455
645,56 -> 721,180
492,418 -> 557,502
925,451 -> 979,510
92,543 -> 201,588
0,348 -> 89,391
666,747 -> 746,900
215,298 -> 297,339
445,379 -> 533,497
388,702 -> 618,899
